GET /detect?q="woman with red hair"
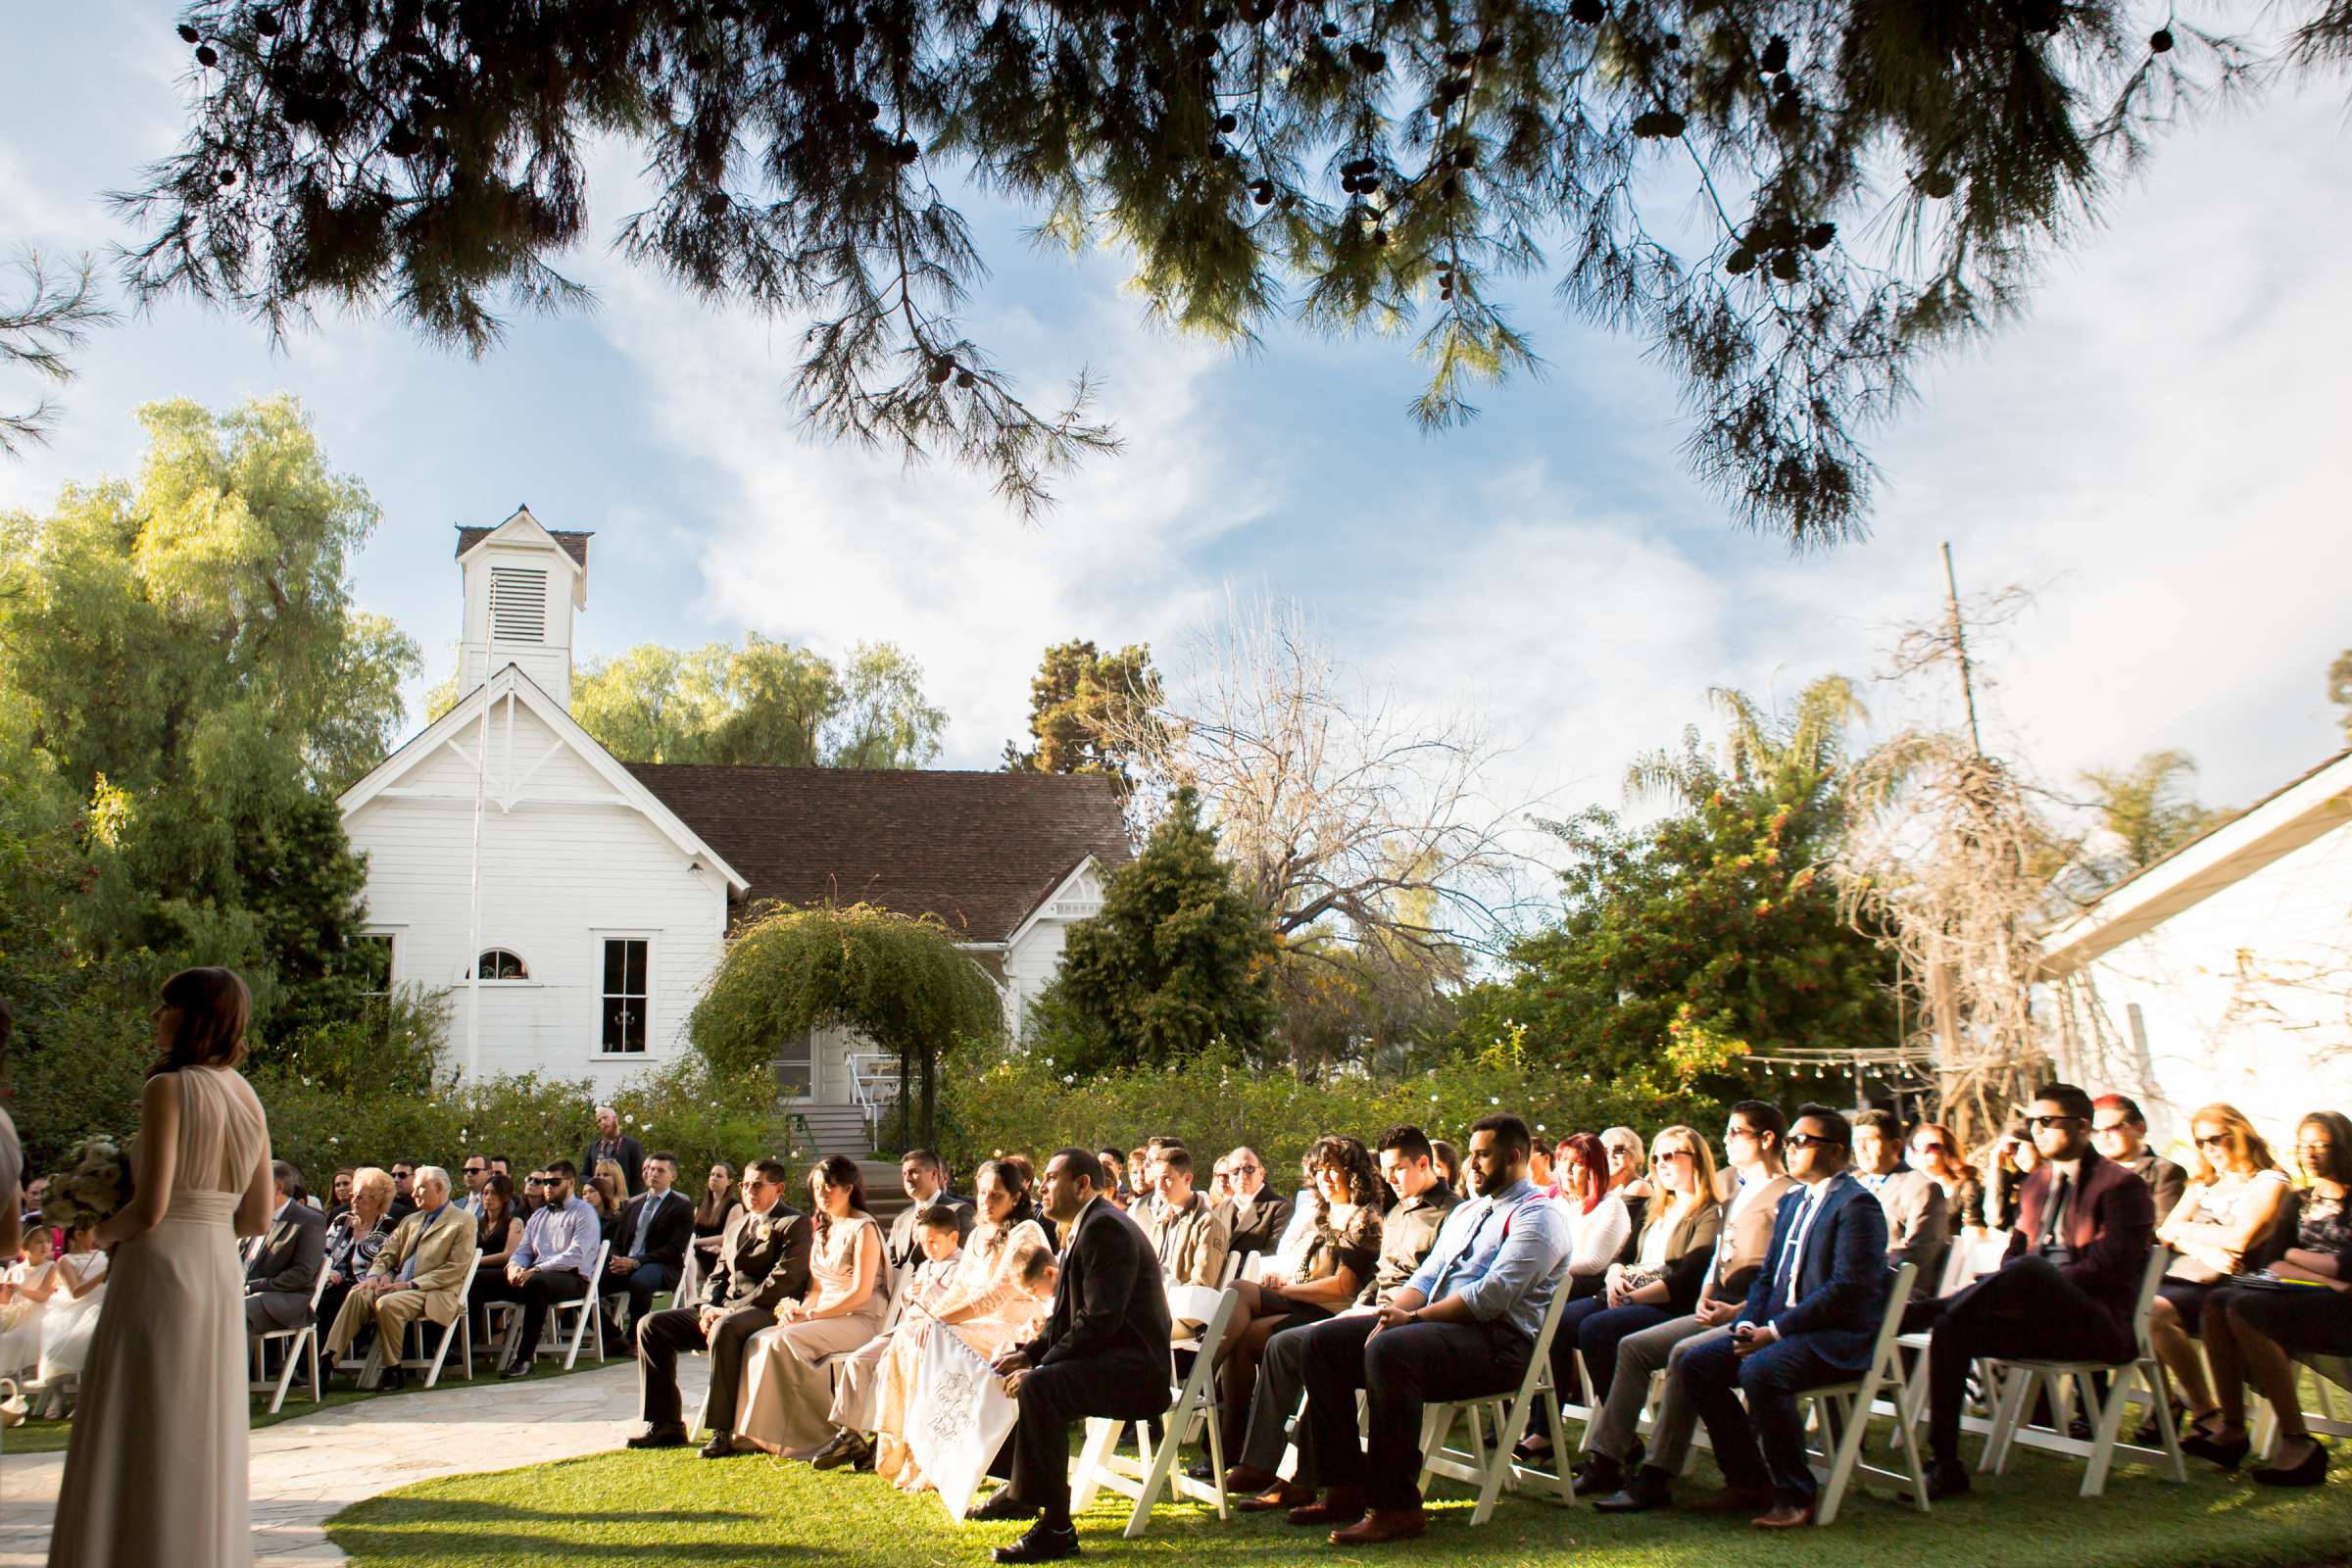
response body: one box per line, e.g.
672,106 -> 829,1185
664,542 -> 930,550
1554,1134 -> 1632,1292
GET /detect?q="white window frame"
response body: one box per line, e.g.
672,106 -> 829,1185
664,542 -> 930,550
468,947 -> 538,984
593,930 -> 659,1057
360,927 -> 404,995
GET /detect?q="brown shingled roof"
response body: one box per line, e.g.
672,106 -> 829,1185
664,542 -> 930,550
455,522 -> 593,567
622,764 -> 1132,942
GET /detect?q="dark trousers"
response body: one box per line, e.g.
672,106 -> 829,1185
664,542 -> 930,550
1544,1295 -> 1615,1406
473,1268 -> 589,1367
1009,1354 -> 1170,1524
1904,1256 -> 2132,1468
606,1260 -> 679,1338
1679,1328 -> 1851,1507
636,1303 -> 771,1433
1576,1301 -> 1674,1404
1299,1313 -> 1531,1512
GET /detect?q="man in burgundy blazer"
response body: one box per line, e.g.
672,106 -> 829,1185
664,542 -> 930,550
1902,1082 -> 2155,1497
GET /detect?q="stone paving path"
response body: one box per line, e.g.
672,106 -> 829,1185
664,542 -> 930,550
0,1353 -> 708,1566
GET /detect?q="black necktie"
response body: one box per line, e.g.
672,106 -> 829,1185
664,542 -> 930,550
2042,1174 -> 2073,1250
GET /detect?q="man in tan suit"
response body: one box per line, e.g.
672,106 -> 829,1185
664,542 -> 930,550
325,1166 -> 475,1391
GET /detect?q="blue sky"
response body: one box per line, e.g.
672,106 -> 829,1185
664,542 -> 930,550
6,2 -> 2348,837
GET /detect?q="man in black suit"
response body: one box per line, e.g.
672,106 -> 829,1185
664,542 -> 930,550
602,1151 -> 695,1348
624,1157 -> 812,1456
975,1148 -> 1174,1564
387,1158 -> 418,1222
244,1159 -> 328,1334
581,1104 -> 647,1197
1215,1146 -> 1292,1263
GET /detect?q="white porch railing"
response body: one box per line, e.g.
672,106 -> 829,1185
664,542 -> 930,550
847,1052 -> 901,1144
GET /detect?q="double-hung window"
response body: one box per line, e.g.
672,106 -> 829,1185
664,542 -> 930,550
601,938 -> 650,1054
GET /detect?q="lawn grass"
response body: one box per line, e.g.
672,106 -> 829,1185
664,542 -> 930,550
328,1434 -> 2352,1568
0,1346 -> 612,1457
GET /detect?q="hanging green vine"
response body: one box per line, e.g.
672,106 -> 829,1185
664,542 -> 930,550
688,901 -> 1004,1146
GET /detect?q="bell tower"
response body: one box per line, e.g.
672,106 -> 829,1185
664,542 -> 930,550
455,506 -> 591,707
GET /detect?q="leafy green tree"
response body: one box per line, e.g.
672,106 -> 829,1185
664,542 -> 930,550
568,633 -> 945,768
125,1 -> 2331,539
0,396 -> 416,1040
2075,749 -> 2232,888
825,642 -> 948,768
1456,675 -> 1894,1097
1041,786 -> 1277,1076
689,902 -> 1003,1145
1004,639 -> 1163,787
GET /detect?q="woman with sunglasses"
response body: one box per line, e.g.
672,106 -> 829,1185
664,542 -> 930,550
1905,1122 -> 1984,1241
2185,1110 -> 2352,1484
2149,1102 -> 2292,1446
1520,1127 -> 1720,1466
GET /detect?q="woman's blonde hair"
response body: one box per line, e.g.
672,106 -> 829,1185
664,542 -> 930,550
351,1166 -> 396,1208
2186,1102 -> 2280,1185
1649,1125 -> 1722,1219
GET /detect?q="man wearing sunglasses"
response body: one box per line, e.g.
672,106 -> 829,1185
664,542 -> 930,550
457,1152 -> 493,1217
1901,1082 -> 2156,1499
1675,1104 -> 1890,1529
1215,1147 -> 1293,1264
2091,1095 -> 2187,1225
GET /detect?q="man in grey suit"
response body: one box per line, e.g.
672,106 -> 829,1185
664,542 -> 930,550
244,1159 -> 327,1332
1853,1110 -> 1947,1298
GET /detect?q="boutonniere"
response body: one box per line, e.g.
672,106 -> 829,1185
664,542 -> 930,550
754,1216 -> 775,1245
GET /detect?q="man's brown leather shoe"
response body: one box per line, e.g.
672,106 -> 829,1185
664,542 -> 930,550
1687,1485 -> 1774,1514
1329,1508 -> 1426,1545
1286,1487 -> 1366,1527
1221,1465 -> 1281,1496
1751,1499 -> 1813,1530
1235,1480 -> 1315,1512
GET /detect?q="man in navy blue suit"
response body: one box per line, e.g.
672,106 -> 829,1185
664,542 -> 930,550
1677,1103 -> 1890,1529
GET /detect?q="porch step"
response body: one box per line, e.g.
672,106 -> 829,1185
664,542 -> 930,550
786,1102 -> 877,1159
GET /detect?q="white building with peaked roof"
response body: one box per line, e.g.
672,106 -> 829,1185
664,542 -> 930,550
2040,745 -> 2352,1150
337,508 -> 1129,1149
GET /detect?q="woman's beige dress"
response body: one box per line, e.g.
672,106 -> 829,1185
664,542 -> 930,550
735,1211 -> 885,1457
872,1216 -> 1051,1487
49,1067 -> 269,1568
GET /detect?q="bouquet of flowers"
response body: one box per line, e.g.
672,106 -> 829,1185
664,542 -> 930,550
40,1139 -> 132,1231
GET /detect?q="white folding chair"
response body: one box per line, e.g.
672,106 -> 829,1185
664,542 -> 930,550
1976,1249 -> 2185,1494
1794,1261 -> 1929,1525
399,1250 -> 479,1389
2250,1351 -> 2352,1459
489,1241 -> 613,1372
248,1267 -> 331,1415
1415,1276 -> 1575,1524
1886,1230 -> 2010,1435
1069,1284 -> 1244,1537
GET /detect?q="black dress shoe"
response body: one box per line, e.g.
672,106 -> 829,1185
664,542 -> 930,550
625,1425 -> 691,1449
1592,1464 -> 1676,1514
699,1432 -> 740,1459
968,1489 -> 1042,1523
1906,1460 -> 1971,1503
992,1519 -> 1080,1563
2180,1430 -> 2252,1470
499,1359 -> 533,1380
377,1366 -> 408,1394
2253,1441 -> 2328,1488
1572,1452 -> 1626,1498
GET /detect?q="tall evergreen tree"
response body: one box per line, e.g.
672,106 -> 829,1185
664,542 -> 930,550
1003,638 -> 1161,787
122,1 -> 2324,539
1042,785 -> 1276,1075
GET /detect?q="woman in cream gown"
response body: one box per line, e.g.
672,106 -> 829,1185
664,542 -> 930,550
872,1158 -> 1052,1490
50,967 -> 274,1568
735,1155 -> 885,1458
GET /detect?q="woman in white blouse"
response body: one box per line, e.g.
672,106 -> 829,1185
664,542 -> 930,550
2149,1102 -> 2292,1446
1554,1133 -> 1633,1291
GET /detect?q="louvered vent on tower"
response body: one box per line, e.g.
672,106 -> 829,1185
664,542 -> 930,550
488,566 -> 547,643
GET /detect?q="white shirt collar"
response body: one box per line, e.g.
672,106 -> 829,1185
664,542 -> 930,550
2049,1157 -> 2082,1183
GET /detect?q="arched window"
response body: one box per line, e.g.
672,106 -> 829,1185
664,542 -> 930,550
476,949 -> 529,981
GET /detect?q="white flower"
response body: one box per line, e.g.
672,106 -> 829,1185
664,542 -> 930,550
624,1113 -> 636,1125
1489,1097 -> 1499,1105
329,1136 -> 341,1145
639,1124 -> 653,1135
